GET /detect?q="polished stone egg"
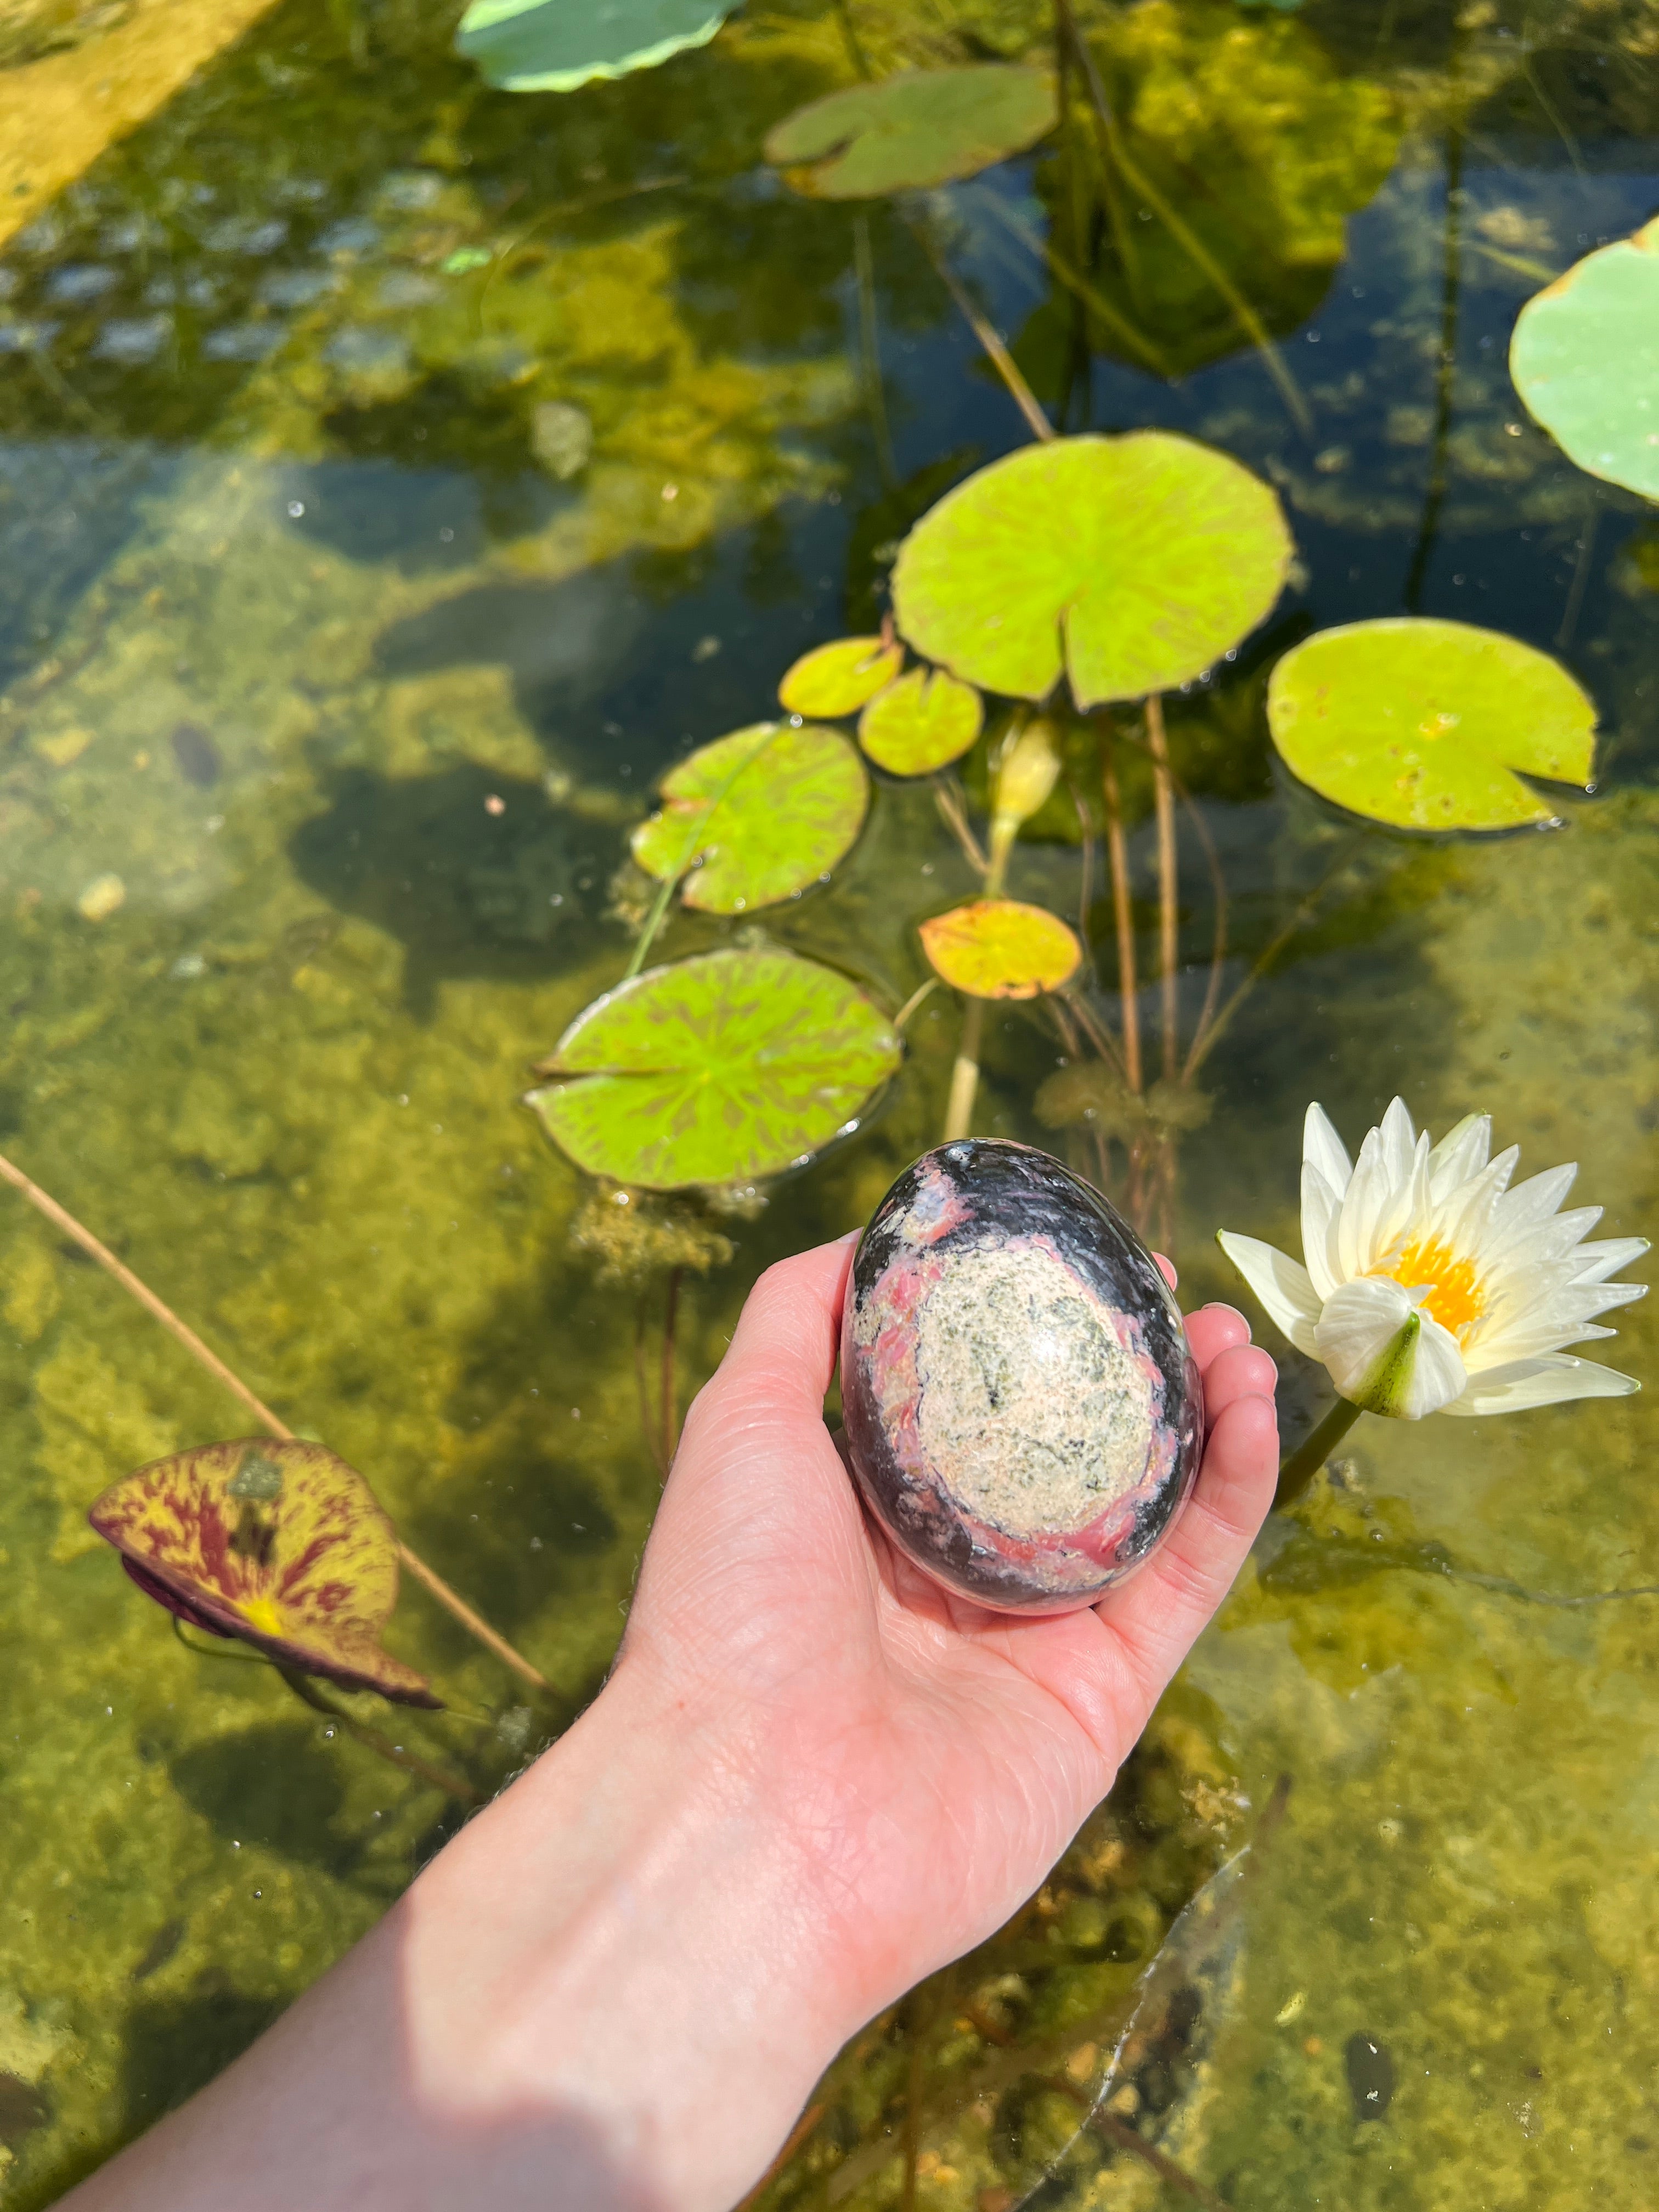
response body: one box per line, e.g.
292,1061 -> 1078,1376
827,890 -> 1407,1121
839,1139 -> 1204,1614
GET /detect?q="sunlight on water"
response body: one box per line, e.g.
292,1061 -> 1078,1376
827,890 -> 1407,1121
0,0 -> 1654,2204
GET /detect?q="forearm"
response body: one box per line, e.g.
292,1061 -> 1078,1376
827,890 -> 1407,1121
65,1658 -> 861,2212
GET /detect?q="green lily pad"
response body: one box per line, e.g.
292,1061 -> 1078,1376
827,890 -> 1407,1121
763,66 -> 1056,199
630,721 -> 868,914
891,433 -> 1291,707
1510,218 -> 1659,500
89,1440 -> 436,1706
1266,618 -> 1598,831
454,0 -> 737,94
527,949 -> 901,1189
858,668 -> 983,776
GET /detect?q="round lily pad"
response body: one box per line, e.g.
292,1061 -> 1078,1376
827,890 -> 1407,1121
1510,217 -> 1659,500
891,433 -> 1291,707
89,1440 -> 436,1706
455,0 -> 736,93
527,949 -> 902,1189
630,721 -> 868,913
858,667 -> 984,776
778,636 -> 903,718
919,899 -> 1082,999
764,66 -> 1056,199
1266,617 -> 1598,831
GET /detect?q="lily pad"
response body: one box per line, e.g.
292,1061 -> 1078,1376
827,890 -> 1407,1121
858,667 -> 983,776
1266,618 -> 1598,832
89,1440 -> 436,1706
1510,218 -> 1659,500
527,949 -> 901,1190
455,0 -> 737,94
778,636 -> 902,718
919,899 -> 1082,998
891,433 -> 1291,706
630,721 -> 867,913
764,66 -> 1056,199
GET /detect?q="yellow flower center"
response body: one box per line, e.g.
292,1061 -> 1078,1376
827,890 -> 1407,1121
236,1595 -> 287,1639
1380,1237 -> 1485,1336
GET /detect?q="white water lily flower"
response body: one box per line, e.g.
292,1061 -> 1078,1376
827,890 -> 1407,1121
1219,1099 -> 1647,1419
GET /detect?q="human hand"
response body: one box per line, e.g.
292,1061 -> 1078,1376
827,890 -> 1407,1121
621,1231 -> 1280,2032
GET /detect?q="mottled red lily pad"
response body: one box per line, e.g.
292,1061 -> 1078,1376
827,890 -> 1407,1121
89,1439 -> 437,1707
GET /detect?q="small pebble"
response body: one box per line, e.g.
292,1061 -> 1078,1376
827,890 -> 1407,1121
76,873 -> 125,922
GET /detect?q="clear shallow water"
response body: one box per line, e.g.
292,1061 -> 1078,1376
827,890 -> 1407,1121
0,0 -> 1654,2204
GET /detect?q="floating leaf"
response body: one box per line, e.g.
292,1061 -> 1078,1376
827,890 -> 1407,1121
1510,217 -> 1659,500
527,949 -> 901,1190
919,899 -> 1081,999
454,0 -> 737,94
857,667 -> 983,776
891,433 -> 1291,707
1266,618 -> 1598,832
778,636 -> 902,717
630,721 -> 867,913
89,1440 -> 436,1706
764,66 -> 1056,199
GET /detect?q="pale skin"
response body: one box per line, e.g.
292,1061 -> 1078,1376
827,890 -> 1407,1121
66,1235 -> 1278,2212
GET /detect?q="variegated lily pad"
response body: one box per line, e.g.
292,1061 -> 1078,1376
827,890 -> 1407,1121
1510,217 -> 1659,500
455,0 -> 737,94
90,1440 -> 436,1706
919,899 -> 1082,998
630,721 -> 868,913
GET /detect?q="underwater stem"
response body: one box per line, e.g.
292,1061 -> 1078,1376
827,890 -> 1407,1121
1145,696 -> 1179,1082
1184,832 -> 1363,1083
853,210 -> 898,489
660,1267 -> 683,1472
908,218 -> 1054,444
1274,1396 -> 1364,1511
1100,734 -> 1142,1095
831,0 -> 872,78
942,998 -> 985,1144
279,1668 -> 481,1804
0,1148 -> 552,1696
1403,121 -> 1463,611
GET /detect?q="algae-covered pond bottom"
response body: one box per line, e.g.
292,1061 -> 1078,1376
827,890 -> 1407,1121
0,0 -> 1656,2204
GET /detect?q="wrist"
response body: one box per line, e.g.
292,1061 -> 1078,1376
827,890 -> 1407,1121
401,1648 -> 864,2210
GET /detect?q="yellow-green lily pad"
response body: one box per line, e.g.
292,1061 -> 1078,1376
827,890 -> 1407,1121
919,899 -> 1082,999
858,668 -> 983,776
764,67 -> 1056,200
778,636 -> 903,718
1267,617 -> 1598,832
891,433 -> 1291,707
89,1440 -> 436,1706
1510,217 -> 1659,500
630,721 -> 867,913
527,949 -> 902,1189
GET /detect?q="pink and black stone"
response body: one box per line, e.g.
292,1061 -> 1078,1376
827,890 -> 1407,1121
839,1139 -> 1204,1615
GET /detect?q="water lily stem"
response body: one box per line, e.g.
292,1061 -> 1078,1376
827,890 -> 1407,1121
853,210 -> 897,490
1145,695 -> 1179,1081
279,1669 -> 481,1805
941,998 -> 985,1144
0,1148 -> 552,1696
1274,1396 -> 1364,1511
1101,732 -> 1142,1095
907,218 -> 1054,445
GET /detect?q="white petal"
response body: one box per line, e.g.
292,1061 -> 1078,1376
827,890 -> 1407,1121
1299,1163 -> 1345,1301
1440,1355 -> 1641,1417
1487,1204 -> 1602,1272
1487,1162 -> 1578,1245
1313,1277 -> 1467,1418
1571,1237 -> 1650,1285
1378,1097 -> 1418,1183
1428,1112 -> 1491,1200
1337,1127 -> 1400,1279
1216,1233 -> 1321,1354
1303,1102 -> 1352,1195
1466,1317 -> 1618,1363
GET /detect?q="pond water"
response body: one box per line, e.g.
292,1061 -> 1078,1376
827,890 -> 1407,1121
0,0 -> 1655,2204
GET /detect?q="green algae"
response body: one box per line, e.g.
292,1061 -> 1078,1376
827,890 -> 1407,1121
0,0 -> 1655,2205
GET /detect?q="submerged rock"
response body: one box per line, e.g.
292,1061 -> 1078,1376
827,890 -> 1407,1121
839,1139 -> 1203,1614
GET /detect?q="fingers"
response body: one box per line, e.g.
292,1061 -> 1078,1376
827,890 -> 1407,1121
689,1234 -> 856,1431
1183,1302 -> 1251,1370
1092,1384 -> 1278,1721
1199,1341 -> 1278,1419
1156,1254 -> 1177,1290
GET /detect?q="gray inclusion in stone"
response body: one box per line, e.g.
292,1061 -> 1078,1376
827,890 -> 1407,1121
913,1239 -> 1154,1533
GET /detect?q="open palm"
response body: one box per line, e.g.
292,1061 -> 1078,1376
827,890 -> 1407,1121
626,1234 -> 1280,2013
